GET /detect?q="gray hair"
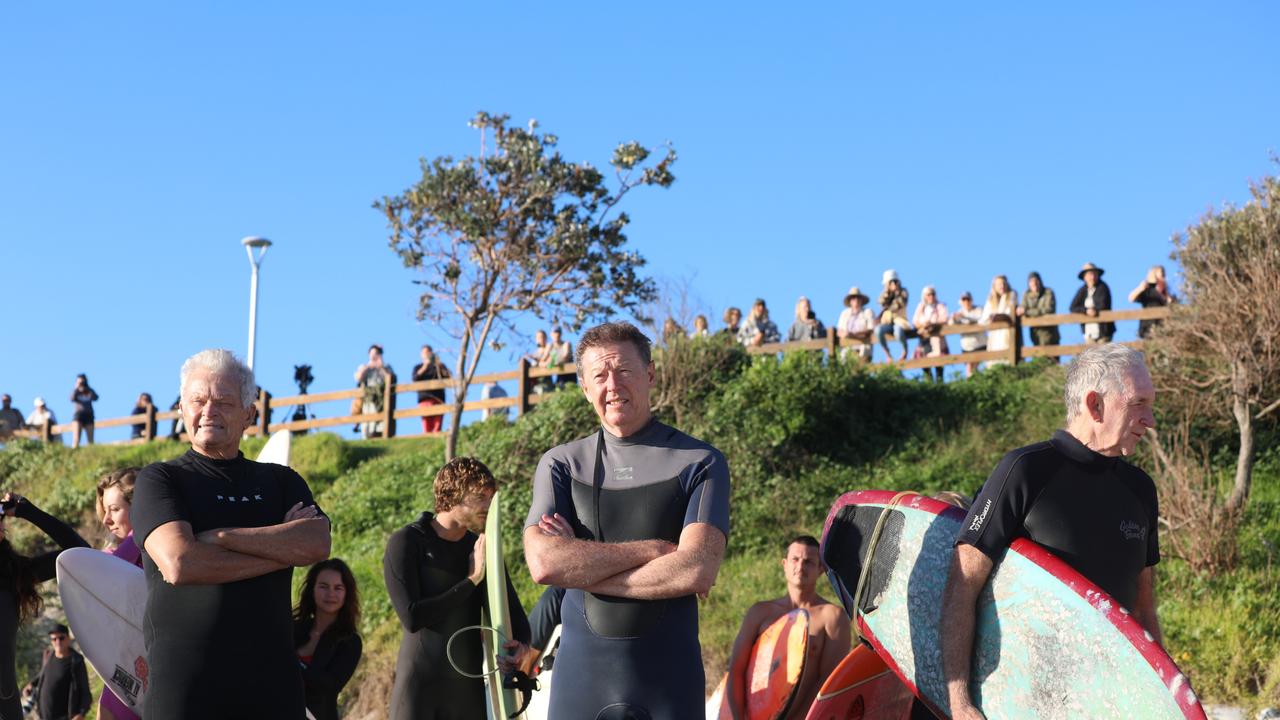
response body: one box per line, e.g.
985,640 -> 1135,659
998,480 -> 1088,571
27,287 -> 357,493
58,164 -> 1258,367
1063,344 -> 1147,423
180,349 -> 256,408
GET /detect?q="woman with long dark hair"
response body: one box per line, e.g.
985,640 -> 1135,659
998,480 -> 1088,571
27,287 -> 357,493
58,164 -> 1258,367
293,559 -> 363,720
0,492 -> 89,720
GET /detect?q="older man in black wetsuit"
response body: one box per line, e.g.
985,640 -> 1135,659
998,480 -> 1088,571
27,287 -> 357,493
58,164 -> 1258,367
941,343 -> 1162,720
133,349 -> 330,719
524,322 -> 731,719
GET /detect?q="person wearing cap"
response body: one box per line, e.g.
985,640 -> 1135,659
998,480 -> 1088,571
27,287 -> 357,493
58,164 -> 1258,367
1069,262 -> 1114,343
0,395 -> 24,440
836,287 -> 876,362
25,399 -> 61,444
1018,271 -> 1060,350
787,296 -> 826,343
874,270 -> 914,362
948,292 -> 985,378
913,286 -> 950,381
30,623 -> 92,720
981,275 -> 1019,366
737,299 -> 781,347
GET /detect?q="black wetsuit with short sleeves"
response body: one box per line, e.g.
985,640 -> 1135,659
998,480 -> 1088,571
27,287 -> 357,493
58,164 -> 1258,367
525,419 -> 731,720
132,450 -> 325,720
955,430 -> 1159,609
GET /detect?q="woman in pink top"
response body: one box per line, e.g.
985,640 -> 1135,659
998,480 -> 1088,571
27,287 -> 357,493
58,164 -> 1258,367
96,468 -> 142,720
913,285 -> 950,382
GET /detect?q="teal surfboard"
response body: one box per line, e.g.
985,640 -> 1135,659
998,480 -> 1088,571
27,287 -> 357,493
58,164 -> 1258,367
821,490 -> 1206,720
481,490 -> 520,719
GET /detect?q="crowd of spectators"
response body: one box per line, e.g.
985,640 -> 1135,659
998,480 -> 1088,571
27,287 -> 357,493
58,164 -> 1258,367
657,261 -> 1176,382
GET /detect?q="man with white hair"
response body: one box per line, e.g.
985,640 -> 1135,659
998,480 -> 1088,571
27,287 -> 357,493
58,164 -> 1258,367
132,349 -> 331,719
940,343 -> 1161,720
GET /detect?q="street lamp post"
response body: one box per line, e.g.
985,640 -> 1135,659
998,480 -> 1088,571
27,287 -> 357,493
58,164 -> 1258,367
242,236 -> 273,371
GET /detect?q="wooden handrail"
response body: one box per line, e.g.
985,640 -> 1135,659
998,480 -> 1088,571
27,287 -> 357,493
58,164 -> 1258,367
13,306 -> 1170,446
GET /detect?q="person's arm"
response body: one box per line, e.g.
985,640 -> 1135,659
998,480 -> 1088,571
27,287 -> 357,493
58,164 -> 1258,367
301,634 -> 362,696
583,522 -> 726,600
71,656 -> 91,719
1096,283 -> 1112,312
353,365 -> 366,384
1133,566 -> 1162,645
1069,286 -> 1087,315
941,544 -> 994,720
726,603 -> 771,720
145,520 -> 289,585
15,499 -> 91,582
198,514 -> 330,567
817,605 -> 852,683
412,363 -> 427,382
523,522 -> 674,587
383,529 -> 482,633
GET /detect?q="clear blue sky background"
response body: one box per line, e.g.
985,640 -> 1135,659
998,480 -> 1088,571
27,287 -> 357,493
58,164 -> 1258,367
3,3 -> 1277,444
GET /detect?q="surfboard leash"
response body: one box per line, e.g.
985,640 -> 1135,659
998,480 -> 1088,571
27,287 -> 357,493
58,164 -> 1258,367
850,490 -> 916,644
446,625 -> 539,719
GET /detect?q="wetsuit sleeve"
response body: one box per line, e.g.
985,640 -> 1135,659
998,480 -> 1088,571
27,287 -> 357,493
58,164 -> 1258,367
525,451 -> 564,529
1138,472 -> 1161,567
684,451 -> 731,539
302,634 -> 362,696
528,586 -> 566,651
131,463 -> 186,549
382,528 -> 477,633
15,501 -> 90,582
954,450 -> 1039,560
502,563 -> 532,645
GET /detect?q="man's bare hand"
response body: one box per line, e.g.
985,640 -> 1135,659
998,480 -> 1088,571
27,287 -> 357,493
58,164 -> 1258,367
468,534 -> 487,585
284,502 -> 319,522
537,513 -> 575,538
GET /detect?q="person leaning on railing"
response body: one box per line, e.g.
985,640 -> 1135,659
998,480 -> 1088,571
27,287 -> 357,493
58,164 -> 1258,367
913,285 -> 950,382
1070,262 -> 1114,344
787,296 -> 826,342
1018,271 -> 1060,349
874,270 -> 914,362
836,286 -> 875,362
737,299 -> 780,347
949,292 -> 985,378
981,275 -> 1019,366
1129,265 -> 1176,339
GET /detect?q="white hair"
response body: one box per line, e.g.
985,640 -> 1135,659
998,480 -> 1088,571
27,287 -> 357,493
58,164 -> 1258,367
1063,344 -> 1147,423
180,349 -> 256,408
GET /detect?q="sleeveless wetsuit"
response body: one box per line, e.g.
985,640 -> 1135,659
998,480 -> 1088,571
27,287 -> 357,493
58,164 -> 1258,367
526,420 -> 731,720
955,430 -> 1159,609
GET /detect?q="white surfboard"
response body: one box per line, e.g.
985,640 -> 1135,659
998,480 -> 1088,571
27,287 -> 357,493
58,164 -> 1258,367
57,548 -> 149,711
257,429 -> 292,466
524,624 -> 559,720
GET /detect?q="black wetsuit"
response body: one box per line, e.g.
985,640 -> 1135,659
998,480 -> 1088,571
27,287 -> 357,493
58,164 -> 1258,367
955,430 -> 1159,610
0,503 -> 88,720
526,420 -> 731,720
383,512 -> 530,720
132,450 -> 324,720
292,619 -> 362,720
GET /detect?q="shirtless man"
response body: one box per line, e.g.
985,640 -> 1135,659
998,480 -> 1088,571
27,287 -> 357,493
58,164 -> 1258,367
727,535 -> 850,720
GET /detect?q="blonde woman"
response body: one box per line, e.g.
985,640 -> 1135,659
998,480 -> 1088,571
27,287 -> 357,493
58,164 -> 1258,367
96,468 -> 142,720
981,275 -> 1018,366
787,296 -> 826,342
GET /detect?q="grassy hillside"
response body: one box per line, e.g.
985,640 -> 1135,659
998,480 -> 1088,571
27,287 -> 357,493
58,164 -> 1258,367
1,354 -> 1276,716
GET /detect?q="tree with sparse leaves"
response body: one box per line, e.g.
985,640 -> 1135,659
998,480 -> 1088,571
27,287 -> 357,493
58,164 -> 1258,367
1146,171 -> 1280,538
374,112 -> 676,460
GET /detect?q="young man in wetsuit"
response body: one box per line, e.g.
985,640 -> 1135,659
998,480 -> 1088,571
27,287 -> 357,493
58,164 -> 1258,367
727,536 -> 850,720
523,321 -> 731,719
940,343 -> 1162,720
133,349 -> 331,720
382,456 -> 532,720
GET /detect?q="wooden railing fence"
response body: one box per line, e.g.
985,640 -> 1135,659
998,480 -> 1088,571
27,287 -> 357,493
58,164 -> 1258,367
9,307 -> 1170,446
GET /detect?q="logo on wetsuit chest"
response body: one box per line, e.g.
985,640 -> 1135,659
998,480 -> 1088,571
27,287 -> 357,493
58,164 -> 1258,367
614,466 -> 634,481
1119,520 -> 1147,541
216,492 -> 264,503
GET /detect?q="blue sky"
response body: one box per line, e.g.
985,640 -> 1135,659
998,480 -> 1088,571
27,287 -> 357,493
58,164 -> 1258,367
2,3 -> 1277,443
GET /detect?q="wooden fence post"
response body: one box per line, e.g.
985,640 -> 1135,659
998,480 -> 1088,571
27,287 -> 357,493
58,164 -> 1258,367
517,359 -> 531,417
1011,315 -> 1024,365
40,420 -> 52,443
382,374 -> 397,439
827,327 -> 839,360
258,389 -> 272,437
143,403 -> 157,442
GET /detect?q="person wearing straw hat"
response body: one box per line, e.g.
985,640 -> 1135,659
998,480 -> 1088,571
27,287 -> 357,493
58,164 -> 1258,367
874,270 -> 915,362
836,286 -> 876,362
1069,262 -> 1115,343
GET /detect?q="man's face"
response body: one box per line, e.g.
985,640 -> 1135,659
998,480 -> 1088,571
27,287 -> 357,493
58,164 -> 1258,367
580,341 -> 654,437
1090,367 -> 1156,457
454,488 -> 495,533
728,309 -> 741,325
49,632 -> 70,655
1,395 -> 10,409
782,542 -> 823,591
181,367 -> 254,456
536,331 -> 547,345
421,346 -> 434,363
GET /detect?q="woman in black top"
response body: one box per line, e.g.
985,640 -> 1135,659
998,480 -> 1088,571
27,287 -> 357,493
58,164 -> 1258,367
69,374 -> 99,448
0,493 -> 89,720
293,559 -> 363,720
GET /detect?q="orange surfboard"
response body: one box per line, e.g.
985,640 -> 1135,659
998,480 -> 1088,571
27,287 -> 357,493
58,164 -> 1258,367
706,609 -> 811,720
803,645 -> 914,720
